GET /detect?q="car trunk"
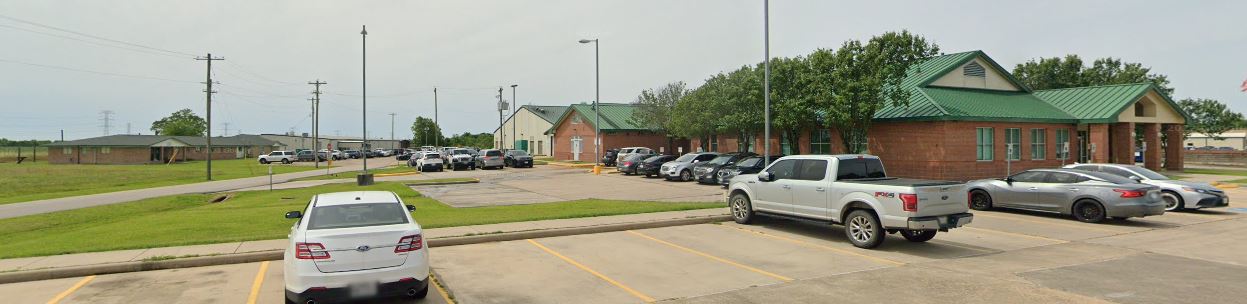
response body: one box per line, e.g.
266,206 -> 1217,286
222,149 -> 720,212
306,225 -> 413,273
913,184 -> 968,217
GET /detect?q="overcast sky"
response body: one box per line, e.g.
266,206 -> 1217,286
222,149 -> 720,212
2,0 -> 1244,141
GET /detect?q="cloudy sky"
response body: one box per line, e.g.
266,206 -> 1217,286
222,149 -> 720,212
1,0 -> 1244,141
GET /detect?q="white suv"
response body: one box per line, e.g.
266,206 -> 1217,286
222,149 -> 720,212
259,151 -> 296,164
283,191 -> 430,303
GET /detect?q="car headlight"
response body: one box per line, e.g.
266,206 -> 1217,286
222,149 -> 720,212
1183,187 -> 1211,194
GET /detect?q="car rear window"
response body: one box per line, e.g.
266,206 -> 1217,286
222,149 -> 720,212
306,203 -> 409,230
512,150 -> 529,156
835,158 -> 886,180
486,150 -> 502,157
425,153 -> 441,159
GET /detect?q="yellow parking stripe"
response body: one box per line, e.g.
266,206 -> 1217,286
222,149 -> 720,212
962,226 -> 1067,243
625,230 -> 793,282
718,225 -> 906,266
246,261 -> 270,304
972,212 -> 1124,233
46,275 -> 94,304
527,239 -> 656,303
430,274 -> 456,304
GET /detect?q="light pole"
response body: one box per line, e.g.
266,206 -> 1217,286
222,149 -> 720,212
762,0 -> 772,167
579,38 -> 600,165
360,25 -> 369,176
511,84 -> 518,151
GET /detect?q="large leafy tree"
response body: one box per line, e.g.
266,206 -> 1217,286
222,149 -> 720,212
445,132 -> 493,148
630,81 -> 689,133
1178,98 -> 1244,140
1013,55 -> 1173,95
767,55 -> 817,152
150,109 -> 207,136
409,116 -> 445,146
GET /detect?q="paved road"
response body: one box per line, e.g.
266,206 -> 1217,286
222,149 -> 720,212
0,159 -> 393,220
411,166 -> 724,207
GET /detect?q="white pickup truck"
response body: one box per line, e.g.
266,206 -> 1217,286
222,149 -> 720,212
726,155 -> 973,248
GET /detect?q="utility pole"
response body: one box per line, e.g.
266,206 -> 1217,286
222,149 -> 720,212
511,84 -> 518,151
388,112 -> 396,149
99,110 -> 114,136
196,53 -> 224,181
60,130 -> 63,142
360,25 -> 369,174
309,79 -> 325,168
433,87 -> 439,147
497,87 -> 504,149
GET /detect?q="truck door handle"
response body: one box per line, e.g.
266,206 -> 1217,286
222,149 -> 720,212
782,185 -> 791,189
1028,187 -> 1038,191
816,187 -> 826,192
1068,188 -> 1079,191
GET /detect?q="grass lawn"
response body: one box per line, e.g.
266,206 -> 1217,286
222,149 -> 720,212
0,159 -> 322,205
0,182 -> 721,258
1183,168 -> 1247,177
290,165 -> 416,181
1226,178 -> 1247,185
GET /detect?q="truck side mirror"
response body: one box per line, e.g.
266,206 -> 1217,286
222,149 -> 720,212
406,204 -> 417,212
284,211 -> 302,219
1004,177 -> 1014,185
758,172 -> 773,182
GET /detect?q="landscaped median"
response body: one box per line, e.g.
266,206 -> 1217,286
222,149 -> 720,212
288,165 -> 417,181
0,181 -> 721,259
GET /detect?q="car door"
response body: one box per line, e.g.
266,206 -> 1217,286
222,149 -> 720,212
750,159 -> 797,213
994,171 -> 1047,208
788,159 -> 832,220
1032,172 -> 1083,212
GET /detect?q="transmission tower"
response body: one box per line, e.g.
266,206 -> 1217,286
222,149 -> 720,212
99,110 -> 114,136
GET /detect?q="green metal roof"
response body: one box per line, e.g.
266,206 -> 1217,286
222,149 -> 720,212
1033,83 -> 1190,123
522,105 -> 569,124
876,51 -> 1068,122
548,103 -> 652,134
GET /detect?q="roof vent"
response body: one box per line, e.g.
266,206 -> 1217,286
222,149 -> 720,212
963,62 -> 986,78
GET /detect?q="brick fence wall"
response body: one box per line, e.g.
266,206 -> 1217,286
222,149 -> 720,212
1185,150 -> 1247,167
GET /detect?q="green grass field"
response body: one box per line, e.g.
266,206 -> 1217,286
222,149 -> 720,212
0,182 -> 721,258
0,159 -> 323,205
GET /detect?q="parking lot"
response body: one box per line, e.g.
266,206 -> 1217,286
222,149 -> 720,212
410,166 -> 724,207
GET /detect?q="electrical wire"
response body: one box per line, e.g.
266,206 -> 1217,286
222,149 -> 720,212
0,58 -> 199,84
0,13 -> 198,57
0,23 -> 192,60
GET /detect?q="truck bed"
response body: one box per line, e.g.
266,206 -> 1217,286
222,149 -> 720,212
838,177 -> 961,187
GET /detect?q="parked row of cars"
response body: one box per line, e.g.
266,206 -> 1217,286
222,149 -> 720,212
404,147 -> 536,172
259,148 -> 406,164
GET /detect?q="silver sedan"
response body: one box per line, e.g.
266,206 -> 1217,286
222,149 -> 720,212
966,169 -> 1164,223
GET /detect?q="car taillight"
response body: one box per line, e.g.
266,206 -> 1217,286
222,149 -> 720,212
900,193 -> 918,212
1114,189 -> 1146,198
395,234 -> 423,253
624,162 -> 632,166
295,242 -> 330,260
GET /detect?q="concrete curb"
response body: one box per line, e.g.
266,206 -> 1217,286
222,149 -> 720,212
546,162 -> 596,168
0,214 -> 730,284
403,179 -> 480,187
375,171 -> 419,177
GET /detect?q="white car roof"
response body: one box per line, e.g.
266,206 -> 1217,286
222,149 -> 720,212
776,154 -> 879,161
314,191 -> 401,207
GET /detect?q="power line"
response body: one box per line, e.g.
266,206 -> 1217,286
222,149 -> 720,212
0,13 -> 197,57
0,23 -> 190,59
0,58 -> 198,83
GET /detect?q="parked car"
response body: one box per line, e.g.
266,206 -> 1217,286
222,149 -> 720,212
476,149 -> 506,169
616,154 -> 648,175
396,150 -> 414,161
282,191 -> 429,303
637,155 -> 677,178
1063,163 -> 1229,211
296,150 -> 323,162
661,152 -> 720,181
717,155 -> 784,186
601,149 -> 619,167
693,152 -> 757,184
344,150 -> 362,159
505,150 -> 534,168
446,148 -> 476,170
413,152 -> 444,172
615,147 -> 655,166
966,168 -> 1164,223
727,155 -> 972,248
259,151 -> 296,164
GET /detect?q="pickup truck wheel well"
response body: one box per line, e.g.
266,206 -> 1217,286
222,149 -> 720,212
840,201 -> 875,223
728,189 -> 749,200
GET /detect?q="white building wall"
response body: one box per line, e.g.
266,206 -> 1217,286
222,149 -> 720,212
493,108 -> 556,155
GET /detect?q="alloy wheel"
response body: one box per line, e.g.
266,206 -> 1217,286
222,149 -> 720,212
848,216 -> 874,243
731,197 -> 747,219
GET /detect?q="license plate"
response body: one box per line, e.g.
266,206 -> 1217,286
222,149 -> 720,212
349,281 -> 378,298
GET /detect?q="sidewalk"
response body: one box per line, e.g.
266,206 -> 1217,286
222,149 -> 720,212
0,208 -> 728,274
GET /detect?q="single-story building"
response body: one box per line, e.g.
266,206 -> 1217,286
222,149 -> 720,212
1184,130 -> 1245,150
259,133 -> 405,152
690,50 -> 1190,181
45,134 -> 282,164
547,103 -> 689,161
494,105 -> 568,155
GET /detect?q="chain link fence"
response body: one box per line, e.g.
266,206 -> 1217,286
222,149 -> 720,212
0,147 -> 48,163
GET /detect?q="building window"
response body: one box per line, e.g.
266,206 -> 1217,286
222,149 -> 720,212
709,135 -> 718,152
1030,129 -> 1046,160
976,127 -> 993,161
1055,129 -> 1070,160
101,147 -> 111,154
63,147 -> 72,154
780,133 -> 793,155
738,133 -> 753,152
810,129 -> 831,154
1005,128 -> 1021,160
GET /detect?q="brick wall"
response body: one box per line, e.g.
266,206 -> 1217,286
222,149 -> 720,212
1088,124 -> 1109,163
1165,124 -> 1185,170
870,121 -> 1078,181
1110,122 -> 1134,164
48,147 -> 150,164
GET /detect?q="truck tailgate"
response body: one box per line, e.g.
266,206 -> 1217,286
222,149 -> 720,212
915,184 -> 968,217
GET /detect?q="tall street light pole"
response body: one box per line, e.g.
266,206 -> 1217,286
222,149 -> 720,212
579,38 -> 600,165
511,84 -> 518,151
763,0 -> 772,167
433,87 -> 439,147
361,25 -> 369,174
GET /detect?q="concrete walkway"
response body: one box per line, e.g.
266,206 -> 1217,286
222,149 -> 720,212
0,160 -> 392,220
0,208 -> 728,273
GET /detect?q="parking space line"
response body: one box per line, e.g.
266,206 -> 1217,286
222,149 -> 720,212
928,240 -> 997,254
962,226 -> 1068,243
246,261 -> 270,304
625,230 -> 794,282
973,212 -> 1125,233
430,273 -> 456,304
526,239 -> 656,303
717,225 -> 906,266
46,275 -> 94,304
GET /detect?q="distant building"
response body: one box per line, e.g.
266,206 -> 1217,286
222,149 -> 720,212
1184,130 -> 1246,150
258,133 -> 404,152
493,105 -> 568,155
546,103 -> 688,161
44,134 -> 282,165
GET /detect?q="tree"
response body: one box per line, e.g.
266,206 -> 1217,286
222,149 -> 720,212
822,31 -> 940,153
446,132 -> 493,148
409,116 -> 445,146
630,81 -> 689,133
150,109 -> 207,136
1013,55 -> 1173,95
1179,98 -> 1244,140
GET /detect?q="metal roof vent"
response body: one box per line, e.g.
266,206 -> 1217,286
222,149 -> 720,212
963,62 -> 986,78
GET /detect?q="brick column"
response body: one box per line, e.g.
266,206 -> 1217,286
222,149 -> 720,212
1164,124 -> 1185,171
1110,122 -> 1134,164
1142,123 -> 1161,170
1088,124 -> 1109,163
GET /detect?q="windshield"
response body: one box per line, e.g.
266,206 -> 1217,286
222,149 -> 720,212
707,155 -> 734,165
307,203 -> 409,230
737,157 -> 761,167
674,154 -> 698,162
1082,170 -> 1138,184
453,149 -> 470,155
1127,166 -> 1169,180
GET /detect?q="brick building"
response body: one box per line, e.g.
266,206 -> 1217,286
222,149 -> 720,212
547,103 -> 688,161
45,134 -> 282,165
690,51 -> 1189,181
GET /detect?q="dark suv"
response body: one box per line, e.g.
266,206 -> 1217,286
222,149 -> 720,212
505,150 -> 534,168
693,152 -> 756,184
636,155 -> 676,178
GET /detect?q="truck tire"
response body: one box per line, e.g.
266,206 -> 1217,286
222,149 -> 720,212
900,229 -> 937,242
729,193 -> 754,224
969,190 -> 993,211
844,210 -> 885,248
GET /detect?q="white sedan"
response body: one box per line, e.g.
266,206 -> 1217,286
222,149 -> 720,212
283,191 -> 430,303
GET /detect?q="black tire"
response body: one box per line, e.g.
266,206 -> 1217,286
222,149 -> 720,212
900,229 -> 937,242
679,170 -> 692,181
729,193 -> 755,224
259,159 -> 269,164
1161,191 -> 1185,211
1072,199 -> 1107,223
969,190 -> 993,211
281,158 -> 291,164
844,210 -> 885,248
645,173 -> 653,178
410,285 -> 429,299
